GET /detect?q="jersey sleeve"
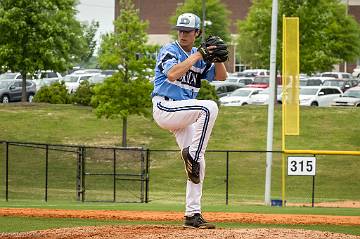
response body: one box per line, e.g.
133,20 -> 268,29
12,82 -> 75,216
203,63 -> 216,82
156,45 -> 178,76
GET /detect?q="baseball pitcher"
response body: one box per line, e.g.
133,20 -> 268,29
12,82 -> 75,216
151,13 -> 228,229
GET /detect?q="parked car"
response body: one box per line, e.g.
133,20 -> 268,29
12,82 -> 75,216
35,71 -> 62,80
331,87 -> 360,107
219,88 -> 263,106
210,82 -> 243,97
238,69 -> 269,77
62,73 -> 100,93
352,67 -> 360,78
322,79 -> 353,92
247,76 -> 270,89
250,86 -> 283,105
299,77 -> 334,86
350,79 -> 359,87
0,79 -> 37,103
87,74 -> 111,84
320,72 -> 353,80
101,69 -> 118,76
72,69 -> 102,75
299,86 -> 343,107
225,76 -> 254,85
33,71 -> 63,91
0,72 -> 35,80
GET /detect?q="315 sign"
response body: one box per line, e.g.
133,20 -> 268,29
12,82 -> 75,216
287,157 -> 316,176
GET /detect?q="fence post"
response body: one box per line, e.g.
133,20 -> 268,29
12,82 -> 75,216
145,149 -> 150,203
226,151 -> 229,205
140,148 -> 147,203
113,148 -> 116,202
44,145 -> 49,202
5,142 -> 9,201
76,147 -> 86,202
81,147 -> 86,202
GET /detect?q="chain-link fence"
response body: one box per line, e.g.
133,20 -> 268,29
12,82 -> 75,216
0,141 -> 147,203
1,141 -> 359,206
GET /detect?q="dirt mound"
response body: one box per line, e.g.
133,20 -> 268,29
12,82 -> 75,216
1,225 -> 359,239
0,208 -> 359,239
0,208 -> 359,226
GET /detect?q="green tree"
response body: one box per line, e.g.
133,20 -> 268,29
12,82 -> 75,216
78,20 -> 100,66
237,0 -> 360,74
170,0 -> 231,45
0,0 -> 88,102
94,0 -> 156,147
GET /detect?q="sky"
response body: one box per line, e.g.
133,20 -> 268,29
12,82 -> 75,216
76,0 -> 115,52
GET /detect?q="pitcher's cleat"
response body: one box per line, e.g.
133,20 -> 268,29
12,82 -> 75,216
183,213 -> 215,229
181,147 -> 200,184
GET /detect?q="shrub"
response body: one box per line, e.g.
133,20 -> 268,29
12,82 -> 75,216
33,81 -> 71,104
71,80 -> 95,106
197,80 -> 219,105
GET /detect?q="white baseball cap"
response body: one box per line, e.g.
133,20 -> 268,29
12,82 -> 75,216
175,13 -> 201,31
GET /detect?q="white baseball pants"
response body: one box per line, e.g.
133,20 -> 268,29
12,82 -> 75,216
152,96 -> 219,216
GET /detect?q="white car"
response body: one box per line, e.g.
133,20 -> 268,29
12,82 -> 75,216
331,87 -> 360,107
299,86 -> 343,107
225,76 -> 254,86
353,67 -> 360,78
240,69 -> 269,77
33,71 -> 63,91
300,76 -> 334,87
250,86 -> 283,105
320,72 -> 353,80
62,73 -> 100,93
219,88 -> 263,106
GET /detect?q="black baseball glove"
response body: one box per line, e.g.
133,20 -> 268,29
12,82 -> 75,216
197,36 -> 229,63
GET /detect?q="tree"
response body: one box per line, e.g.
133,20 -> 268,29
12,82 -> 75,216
94,0 -> 157,147
170,0 -> 231,45
78,20 -> 99,66
237,0 -> 360,74
0,0 -> 87,102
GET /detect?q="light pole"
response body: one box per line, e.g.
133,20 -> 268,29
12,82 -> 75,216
344,0 -> 349,72
202,0 -> 206,41
265,0 -> 279,206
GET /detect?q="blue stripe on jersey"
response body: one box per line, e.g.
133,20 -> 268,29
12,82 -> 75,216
151,41 -> 215,101
156,102 -> 210,162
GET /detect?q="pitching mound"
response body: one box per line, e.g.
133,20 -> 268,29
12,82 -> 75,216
0,208 -> 359,239
1,225 -> 360,239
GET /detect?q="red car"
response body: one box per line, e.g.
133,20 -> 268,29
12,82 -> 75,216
247,76 -> 270,88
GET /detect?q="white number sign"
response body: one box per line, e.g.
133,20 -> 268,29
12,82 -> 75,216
287,156 -> 316,176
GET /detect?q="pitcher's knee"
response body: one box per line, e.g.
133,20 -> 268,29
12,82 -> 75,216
206,100 -> 218,118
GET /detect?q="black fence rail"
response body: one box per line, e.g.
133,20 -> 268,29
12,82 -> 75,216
1,141 -> 147,203
1,141 -> 359,206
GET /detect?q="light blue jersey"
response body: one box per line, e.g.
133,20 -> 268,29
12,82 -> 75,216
151,41 -> 215,100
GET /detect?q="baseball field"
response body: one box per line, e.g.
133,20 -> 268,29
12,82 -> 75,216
0,103 -> 359,238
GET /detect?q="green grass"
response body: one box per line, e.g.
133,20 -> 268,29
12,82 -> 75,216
0,216 -> 359,236
0,103 -> 359,233
0,104 -> 359,203
0,201 -> 360,216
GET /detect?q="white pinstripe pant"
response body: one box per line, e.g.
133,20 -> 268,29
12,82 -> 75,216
152,96 -> 219,216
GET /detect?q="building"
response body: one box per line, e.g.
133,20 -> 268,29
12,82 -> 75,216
115,0 -> 360,73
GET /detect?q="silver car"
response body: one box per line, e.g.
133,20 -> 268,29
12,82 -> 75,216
0,80 -> 37,103
331,87 -> 360,107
